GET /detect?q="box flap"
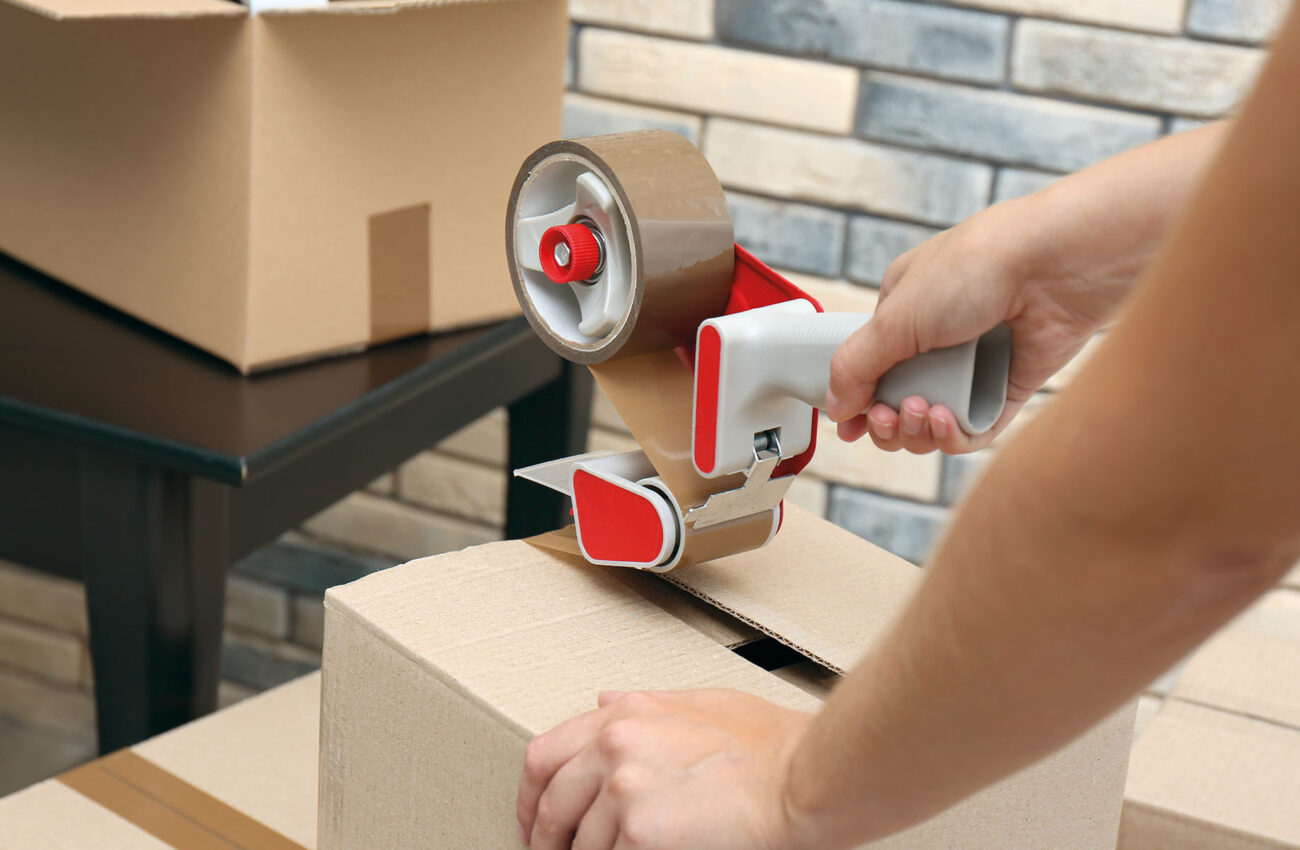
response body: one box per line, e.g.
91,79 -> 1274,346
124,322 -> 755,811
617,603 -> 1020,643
663,504 -> 921,674
325,539 -> 822,737
2,0 -> 244,21
1124,701 -> 1300,848
529,505 -> 921,674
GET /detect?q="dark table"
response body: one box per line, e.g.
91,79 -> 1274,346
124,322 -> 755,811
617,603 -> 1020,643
0,254 -> 590,752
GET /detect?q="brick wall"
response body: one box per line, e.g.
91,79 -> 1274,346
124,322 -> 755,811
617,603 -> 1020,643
0,0 -> 1291,748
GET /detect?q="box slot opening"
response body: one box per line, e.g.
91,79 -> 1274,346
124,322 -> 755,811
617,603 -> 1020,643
730,637 -> 812,672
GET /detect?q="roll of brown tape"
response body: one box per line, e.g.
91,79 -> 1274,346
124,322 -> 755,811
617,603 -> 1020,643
508,131 -> 772,567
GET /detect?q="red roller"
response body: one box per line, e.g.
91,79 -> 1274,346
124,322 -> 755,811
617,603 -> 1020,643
539,223 -> 602,283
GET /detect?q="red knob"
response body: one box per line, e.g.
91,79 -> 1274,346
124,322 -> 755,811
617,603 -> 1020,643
540,223 -> 602,283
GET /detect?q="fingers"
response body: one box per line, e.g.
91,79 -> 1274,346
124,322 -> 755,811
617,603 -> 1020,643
530,752 -> 604,850
861,401 -> 989,455
571,788 -> 619,850
518,709 -> 608,839
836,414 -> 871,443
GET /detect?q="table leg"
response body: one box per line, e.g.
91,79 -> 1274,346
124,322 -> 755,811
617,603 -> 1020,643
80,452 -> 230,753
505,361 -> 592,538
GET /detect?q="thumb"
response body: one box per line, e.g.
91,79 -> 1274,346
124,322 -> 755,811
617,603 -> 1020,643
825,307 -> 915,422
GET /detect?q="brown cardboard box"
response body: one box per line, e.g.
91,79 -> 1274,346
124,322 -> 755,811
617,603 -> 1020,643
1121,590 -> 1300,849
0,672 -> 320,847
0,0 -> 566,372
319,505 -> 1136,848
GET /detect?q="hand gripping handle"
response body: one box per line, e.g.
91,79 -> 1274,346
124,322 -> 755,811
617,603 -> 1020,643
770,311 -> 1012,435
722,306 -> 1013,436
694,301 -> 1013,478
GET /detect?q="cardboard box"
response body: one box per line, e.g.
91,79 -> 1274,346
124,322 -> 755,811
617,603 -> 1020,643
0,0 -> 566,372
0,672 -> 320,848
320,505 -> 1136,848
1121,590 -> 1300,849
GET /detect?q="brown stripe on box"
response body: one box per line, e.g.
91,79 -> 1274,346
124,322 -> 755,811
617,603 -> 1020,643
59,750 -> 306,850
369,202 -> 432,344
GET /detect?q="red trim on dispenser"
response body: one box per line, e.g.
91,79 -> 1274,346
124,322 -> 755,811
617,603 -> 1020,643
714,245 -> 824,478
572,470 -> 666,565
694,325 -> 722,475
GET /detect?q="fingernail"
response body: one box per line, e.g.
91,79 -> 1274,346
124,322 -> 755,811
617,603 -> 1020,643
869,410 -> 895,441
931,414 -> 949,441
824,390 -> 844,420
518,820 -> 528,845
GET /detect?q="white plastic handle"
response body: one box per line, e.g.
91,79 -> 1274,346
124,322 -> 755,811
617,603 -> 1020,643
695,301 -> 1013,477
766,311 -> 1011,434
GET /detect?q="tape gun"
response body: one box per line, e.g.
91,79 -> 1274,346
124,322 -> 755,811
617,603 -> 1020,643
506,131 -> 1011,572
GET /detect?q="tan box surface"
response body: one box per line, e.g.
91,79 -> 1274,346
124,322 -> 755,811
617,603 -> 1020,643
0,672 -> 320,848
0,0 -> 566,372
320,505 -> 1134,848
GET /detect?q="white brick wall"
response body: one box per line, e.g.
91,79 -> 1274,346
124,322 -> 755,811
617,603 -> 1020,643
1013,20 -> 1266,116
705,118 -> 993,226
569,0 -> 714,39
579,30 -> 859,133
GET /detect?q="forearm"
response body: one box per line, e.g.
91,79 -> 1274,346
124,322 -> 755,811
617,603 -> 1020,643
787,19 -> 1300,845
1001,121 -> 1229,328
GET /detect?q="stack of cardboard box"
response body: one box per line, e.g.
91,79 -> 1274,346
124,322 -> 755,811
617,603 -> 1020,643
1121,589 -> 1300,848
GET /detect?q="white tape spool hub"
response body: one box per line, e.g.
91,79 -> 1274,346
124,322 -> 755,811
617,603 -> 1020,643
506,131 -> 735,365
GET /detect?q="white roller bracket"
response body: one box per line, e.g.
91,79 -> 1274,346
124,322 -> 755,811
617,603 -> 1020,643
694,301 -> 1012,478
514,451 -> 684,571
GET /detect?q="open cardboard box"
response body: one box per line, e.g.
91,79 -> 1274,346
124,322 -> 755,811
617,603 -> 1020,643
0,0 -> 566,372
320,505 -> 1136,848
0,673 -> 321,848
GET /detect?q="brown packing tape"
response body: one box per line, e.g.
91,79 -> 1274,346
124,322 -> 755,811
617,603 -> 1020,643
369,203 -> 432,344
59,750 -> 306,850
588,350 -> 744,510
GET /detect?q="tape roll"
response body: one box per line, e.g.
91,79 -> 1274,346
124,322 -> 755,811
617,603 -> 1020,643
506,130 -> 734,364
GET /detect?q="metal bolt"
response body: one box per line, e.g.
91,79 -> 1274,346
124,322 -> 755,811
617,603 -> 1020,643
553,242 -> 571,268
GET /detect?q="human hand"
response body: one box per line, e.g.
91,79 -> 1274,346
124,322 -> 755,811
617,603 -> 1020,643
824,195 -> 1122,455
516,689 -> 819,850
